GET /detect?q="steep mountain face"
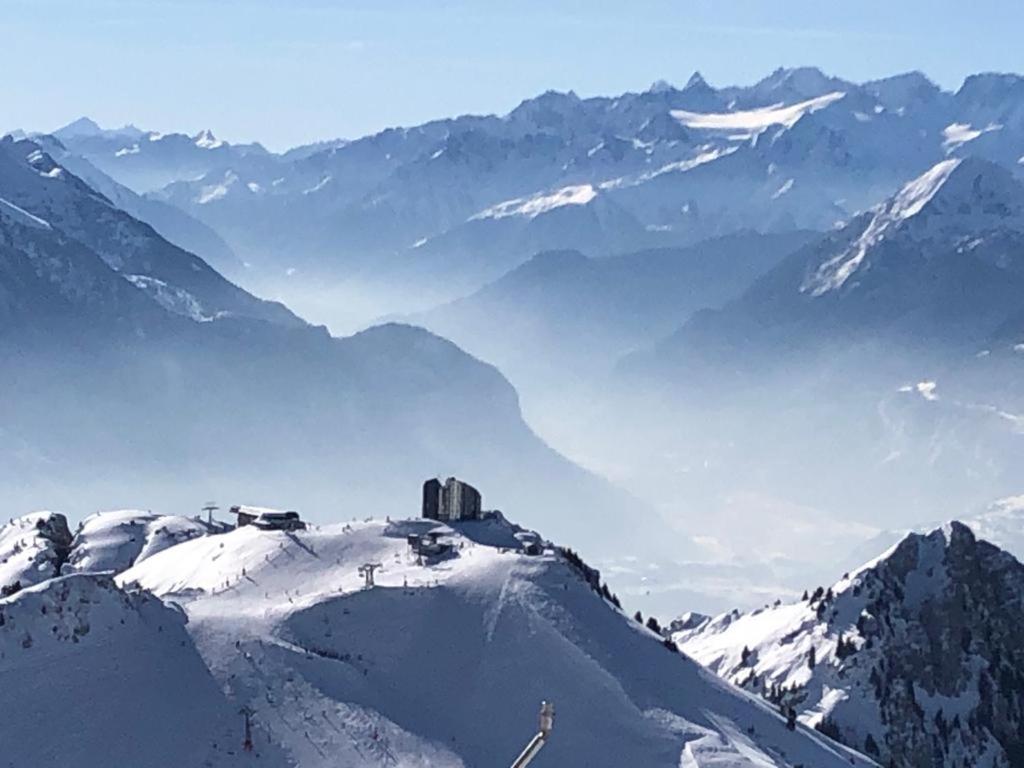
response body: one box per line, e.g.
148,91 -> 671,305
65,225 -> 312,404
0,572 -> 285,767
0,512 -> 72,592
398,184 -> 656,292
0,135 -> 296,326
32,133 -> 242,274
646,157 -> 1024,371
672,522 -> 1024,768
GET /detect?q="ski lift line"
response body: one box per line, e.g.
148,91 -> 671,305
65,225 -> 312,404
510,702 -> 554,768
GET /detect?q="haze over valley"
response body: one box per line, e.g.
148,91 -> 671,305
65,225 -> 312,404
6,15 -> 1024,760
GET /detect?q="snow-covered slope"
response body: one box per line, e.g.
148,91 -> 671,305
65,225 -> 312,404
672,522 -> 1024,767
0,512 -> 71,592
0,573 -> 287,767
644,156 -> 1024,371
32,133 -> 242,274
113,516 -> 874,767
0,135 -> 297,326
63,509 -> 227,575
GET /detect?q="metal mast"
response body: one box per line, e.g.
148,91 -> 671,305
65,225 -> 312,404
202,502 -> 219,525
358,563 -> 383,588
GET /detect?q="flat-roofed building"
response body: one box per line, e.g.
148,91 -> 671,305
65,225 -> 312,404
421,477 -> 482,522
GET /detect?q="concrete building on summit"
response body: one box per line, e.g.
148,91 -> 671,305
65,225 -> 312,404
422,477 -> 482,522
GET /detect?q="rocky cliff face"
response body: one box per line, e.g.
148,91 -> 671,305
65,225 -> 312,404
673,522 -> 1024,768
0,512 -> 73,592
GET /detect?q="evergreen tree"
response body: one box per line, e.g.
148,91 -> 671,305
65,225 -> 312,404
864,733 -> 880,756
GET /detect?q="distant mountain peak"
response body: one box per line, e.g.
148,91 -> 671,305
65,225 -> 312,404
647,78 -> 676,94
56,116 -> 103,137
957,71 -> 1024,99
684,71 -> 710,90
193,129 -> 224,149
54,117 -> 144,142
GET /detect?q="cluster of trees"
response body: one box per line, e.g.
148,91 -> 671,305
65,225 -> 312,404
559,547 -> 621,608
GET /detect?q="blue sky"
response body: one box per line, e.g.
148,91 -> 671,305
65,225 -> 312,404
4,0 -> 1021,150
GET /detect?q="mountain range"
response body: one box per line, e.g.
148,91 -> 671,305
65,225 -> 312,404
43,68 -> 1024,328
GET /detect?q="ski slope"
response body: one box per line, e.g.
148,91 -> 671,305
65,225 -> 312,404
118,516 -> 875,767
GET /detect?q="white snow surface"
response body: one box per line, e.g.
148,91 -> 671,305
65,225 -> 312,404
0,195 -> 52,230
0,511 -> 68,590
941,122 -> 1001,152
0,573 -> 286,767
102,516 -> 876,768
671,92 -> 846,136
125,274 -> 211,321
471,184 -> 598,220
803,159 -> 962,295
63,509 -> 222,575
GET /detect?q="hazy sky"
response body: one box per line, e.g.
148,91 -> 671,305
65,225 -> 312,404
5,0 -> 1021,150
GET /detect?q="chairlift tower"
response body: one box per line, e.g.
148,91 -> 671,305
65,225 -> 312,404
202,502 -> 219,525
358,563 -> 383,588
509,701 -> 554,768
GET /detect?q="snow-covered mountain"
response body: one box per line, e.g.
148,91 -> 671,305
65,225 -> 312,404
62,509 -> 228,575
54,118 -> 272,194
671,522 -> 1024,768
0,135 -> 296,325
0,510 -> 875,767
53,67 -> 1024,324
643,156 -> 1024,372
31,133 -> 242,273
0,512 -> 72,592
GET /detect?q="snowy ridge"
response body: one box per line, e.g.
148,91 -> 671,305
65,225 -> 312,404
803,159 -> 962,295
672,522 -> 1024,767
63,509 -> 226,575
0,196 -> 51,230
670,91 -> 846,137
0,512 -> 71,591
471,183 -> 598,220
